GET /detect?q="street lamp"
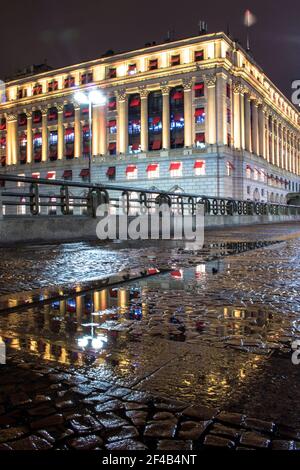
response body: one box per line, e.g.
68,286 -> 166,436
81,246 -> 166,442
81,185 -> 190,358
74,89 -> 106,183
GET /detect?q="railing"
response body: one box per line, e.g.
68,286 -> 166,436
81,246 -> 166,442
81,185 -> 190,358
0,174 -> 300,218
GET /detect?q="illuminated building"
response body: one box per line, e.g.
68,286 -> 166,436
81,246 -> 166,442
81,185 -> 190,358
0,31 -> 300,204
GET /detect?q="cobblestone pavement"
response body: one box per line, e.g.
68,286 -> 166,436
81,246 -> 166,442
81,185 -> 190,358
0,222 -> 300,450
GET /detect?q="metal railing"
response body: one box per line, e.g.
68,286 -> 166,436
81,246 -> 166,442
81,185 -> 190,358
0,173 -> 300,218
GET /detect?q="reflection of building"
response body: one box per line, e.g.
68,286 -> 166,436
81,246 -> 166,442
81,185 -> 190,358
0,32 -> 299,203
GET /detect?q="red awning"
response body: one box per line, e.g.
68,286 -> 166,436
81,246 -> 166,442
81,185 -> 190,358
108,142 -> 116,150
47,172 -> 56,179
131,143 -> 140,151
149,60 -> 158,68
147,164 -> 158,172
194,83 -> 204,90
34,133 -> 42,139
171,55 -> 180,64
65,128 -> 74,136
173,91 -> 183,100
80,169 -> 90,177
31,173 -> 40,178
169,162 -> 181,171
63,170 -> 72,179
194,161 -> 204,169
195,50 -> 204,59
128,64 -> 136,71
108,99 -> 116,109
82,125 -> 90,132
130,98 -> 140,107
152,116 -> 161,125
195,133 -> 205,143
195,108 -> 205,117
0,137 -> 6,145
171,270 -> 183,279
147,268 -> 159,275
108,120 -> 116,127
152,140 -> 161,150
106,167 -> 115,177
126,165 -> 137,173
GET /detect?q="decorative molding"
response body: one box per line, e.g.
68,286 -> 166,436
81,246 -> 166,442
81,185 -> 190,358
203,74 -> 216,87
116,88 -> 126,101
6,113 -> 17,122
160,81 -> 170,95
182,78 -> 193,91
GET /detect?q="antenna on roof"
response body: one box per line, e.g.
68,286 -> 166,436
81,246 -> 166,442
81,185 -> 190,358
198,20 -> 208,35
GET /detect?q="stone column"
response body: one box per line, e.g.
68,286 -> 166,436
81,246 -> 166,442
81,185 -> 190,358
26,111 -> 33,164
7,113 -> 18,165
161,83 -> 170,150
117,89 -> 128,154
251,100 -> 259,155
204,74 -> 217,145
279,123 -> 284,169
233,82 -> 242,149
244,93 -> 252,152
140,88 -> 149,152
270,116 -> 275,165
258,104 -> 265,158
74,104 -> 81,158
57,104 -> 64,160
98,102 -> 107,156
283,127 -> 288,170
292,134 -> 296,174
183,79 -> 193,147
41,107 -> 48,162
92,105 -> 100,157
216,73 -> 227,145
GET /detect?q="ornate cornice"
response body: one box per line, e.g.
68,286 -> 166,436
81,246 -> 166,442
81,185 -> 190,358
116,88 -> 126,101
182,78 -> 193,91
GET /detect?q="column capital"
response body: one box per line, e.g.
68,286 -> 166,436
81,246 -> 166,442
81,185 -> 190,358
203,73 -> 216,87
41,106 -> 48,116
182,78 -> 193,91
232,81 -> 243,94
139,86 -> 149,98
6,113 -> 17,122
26,110 -> 33,119
116,88 -> 126,101
56,103 -> 64,113
160,81 -> 170,95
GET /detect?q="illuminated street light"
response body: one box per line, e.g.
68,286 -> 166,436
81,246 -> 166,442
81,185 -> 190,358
74,89 -> 106,182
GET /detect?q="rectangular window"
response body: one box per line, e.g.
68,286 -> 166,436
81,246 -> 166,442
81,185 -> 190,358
170,162 -> 182,178
108,96 -> 117,111
194,160 -> 206,176
81,72 -> 93,85
227,133 -> 231,147
226,83 -> 231,99
108,120 -> 117,134
47,171 -> 56,180
246,165 -> 252,179
194,50 -> 204,62
63,170 -> 72,180
126,165 -> 138,179
147,163 -> 159,179
149,59 -> 158,70
195,108 -> 205,124
128,64 -> 137,75
171,54 -> 180,66
108,68 -> 117,79
254,168 -> 260,181
108,142 -> 116,155
80,169 -> 90,181
194,82 -> 204,98
195,132 -> 205,148
64,76 -> 75,88
106,166 -> 116,181
227,161 -> 234,176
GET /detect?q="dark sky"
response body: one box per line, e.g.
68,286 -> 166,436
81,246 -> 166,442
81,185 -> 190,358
1,0 -> 299,100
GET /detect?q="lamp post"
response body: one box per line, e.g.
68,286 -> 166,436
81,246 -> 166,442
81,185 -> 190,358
74,89 -> 106,183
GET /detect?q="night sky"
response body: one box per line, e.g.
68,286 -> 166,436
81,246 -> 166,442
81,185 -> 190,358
1,0 -> 299,100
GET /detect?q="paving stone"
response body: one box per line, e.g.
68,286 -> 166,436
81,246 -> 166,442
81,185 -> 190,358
93,381 -> 113,392
69,415 -> 103,434
95,399 -> 124,413
124,402 -> 148,411
204,434 -> 235,449
154,400 -> 187,411
123,392 -> 151,404
31,414 -> 64,430
157,440 -> 193,451
178,420 -> 210,440
10,392 -> 32,407
244,417 -> 275,434
97,413 -> 129,430
0,443 -> 13,450
81,394 -> 112,405
216,411 -> 246,427
144,420 -> 177,439
276,424 -> 300,440
106,439 -> 148,450
107,425 -> 139,443
10,435 -> 53,450
239,431 -> 271,449
69,435 -> 103,450
272,440 -> 295,450
56,400 -> 76,410
36,430 -> 56,444
0,426 -> 28,443
126,410 -> 148,426
152,412 -> 175,421
182,405 -> 218,421
71,384 -> 97,397
210,423 -> 241,440
106,386 -> 132,398
34,395 -> 52,404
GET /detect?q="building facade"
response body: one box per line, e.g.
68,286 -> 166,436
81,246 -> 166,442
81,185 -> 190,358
0,31 -> 300,208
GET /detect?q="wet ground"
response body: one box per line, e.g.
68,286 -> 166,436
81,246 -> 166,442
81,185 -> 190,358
1,222 -> 300,450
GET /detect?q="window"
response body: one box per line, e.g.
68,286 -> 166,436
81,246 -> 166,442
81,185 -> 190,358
17,197 -> 26,215
195,132 -> 205,148
194,82 -> 204,98
147,163 -> 159,179
108,120 -> 117,134
194,160 -> 206,176
171,54 -> 180,66
126,165 -> 138,179
108,68 -> 117,79
81,72 -> 93,85
246,165 -> 252,179
195,107 -> 205,124
254,168 -> 260,181
64,103 -> 74,119
33,110 -> 42,124
18,113 -> 27,127
48,107 -> 58,122
170,162 -> 182,178
32,173 -> 40,179
227,161 -> 235,176
19,134 -> 27,163
47,171 -> 56,180
0,118 -> 6,131
106,167 -> 116,181
149,59 -> 158,70
33,84 -> 43,95
49,131 -> 58,160
194,50 -> 204,62
64,76 -> 75,88
226,84 -> 231,99
148,90 -> 162,151
17,88 -> 27,99
108,96 -> 117,111
80,168 -> 90,181
227,133 -> 231,147
48,80 -> 58,92
128,64 -> 137,75
108,142 -> 116,155
63,170 -> 72,180
33,133 -> 42,161
247,186 -> 251,195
